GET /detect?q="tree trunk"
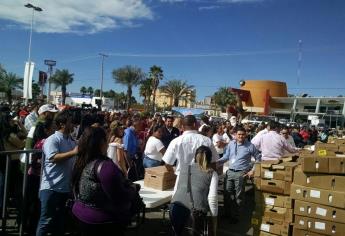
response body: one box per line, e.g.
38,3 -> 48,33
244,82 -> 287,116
6,90 -> 12,105
174,97 -> 179,107
127,86 -> 132,110
152,89 -> 157,113
62,86 -> 66,105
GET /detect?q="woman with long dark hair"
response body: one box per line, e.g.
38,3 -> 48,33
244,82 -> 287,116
71,127 -> 136,236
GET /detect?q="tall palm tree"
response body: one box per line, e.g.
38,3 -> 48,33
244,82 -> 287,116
149,65 -> 163,112
212,87 -> 237,118
50,69 -> 74,105
94,89 -> 100,97
80,86 -> 87,95
139,78 -> 153,111
159,80 -> 194,107
0,72 -> 23,104
87,86 -> 93,96
112,65 -> 145,110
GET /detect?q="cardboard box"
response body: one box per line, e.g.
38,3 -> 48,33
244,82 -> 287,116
252,217 -> 290,236
294,215 -> 345,236
301,156 -> 329,173
315,143 -> 339,152
254,177 -> 261,190
255,191 -> 293,208
262,206 -> 293,224
334,139 -> 345,146
293,228 -> 327,236
254,163 -> 261,177
290,184 -> 345,208
144,166 -> 176,190
328,156 -> 345,174
260,161 -> 298,182
260,179 -> 291,195
294,200 -> 345,224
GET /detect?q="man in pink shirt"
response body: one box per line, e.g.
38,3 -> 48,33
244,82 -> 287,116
252,121 -> 298,160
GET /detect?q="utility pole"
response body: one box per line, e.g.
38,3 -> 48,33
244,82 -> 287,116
99,53 -> 108,103
45,60 -> 56,103
24,3 -> 42,105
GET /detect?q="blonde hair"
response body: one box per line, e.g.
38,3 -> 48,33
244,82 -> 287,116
173,117 -> 183,130
194,145 -> 213,172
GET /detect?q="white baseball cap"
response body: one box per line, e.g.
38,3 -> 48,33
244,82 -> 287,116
38,104 -> 58,115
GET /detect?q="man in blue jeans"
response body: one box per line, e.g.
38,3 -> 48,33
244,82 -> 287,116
36,111 -> 77,236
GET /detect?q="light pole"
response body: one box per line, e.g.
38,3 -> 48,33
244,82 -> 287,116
24,3 -> 42,105
45,59 -> 56,103
99,53 -> 108,104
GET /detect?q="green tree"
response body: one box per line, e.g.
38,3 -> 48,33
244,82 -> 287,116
80,86 -> 87,95
112,65 -> 145,110
159,79 -> 194,107
50,69 -> 74,105
149,65 -> 163,112
94,89 -> 100,97
212,87 -> 237,112
32,81 -> 41,100
87,86 -> 93,96
0,72 -> 23,104
139,78 -> 153,111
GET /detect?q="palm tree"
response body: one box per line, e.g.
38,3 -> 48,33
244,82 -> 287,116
159,80 -> 194,107
112,65 -> 145,110
0,72 -> 23,104
32,81 -> 41,99
213,87 -> 237,118
94,89 -> 101,97
149,65 -> 163,112
80,86 -> 87,95
139,78 -> 153,111
50,69 -> 74,105
87,86 -> 93,96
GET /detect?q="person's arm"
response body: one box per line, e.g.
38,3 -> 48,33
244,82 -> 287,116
52,146 -> 78,162
217,144 -> 230,164
282,137 -> 298,154
8,133 -> 25,149
244,144 -> 261,178
208,171 -> 218,236
162,139 -> 177,166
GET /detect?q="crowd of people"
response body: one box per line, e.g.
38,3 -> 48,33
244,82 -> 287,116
0,102 -> 343,236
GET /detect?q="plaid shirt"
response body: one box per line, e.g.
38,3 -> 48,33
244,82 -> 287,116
24,111 -> 38,131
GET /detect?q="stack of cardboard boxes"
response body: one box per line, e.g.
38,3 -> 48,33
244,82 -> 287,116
252,160 -> 298,236
291,140 -> 345,236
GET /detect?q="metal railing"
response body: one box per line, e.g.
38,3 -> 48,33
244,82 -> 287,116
0,149 -> 42,236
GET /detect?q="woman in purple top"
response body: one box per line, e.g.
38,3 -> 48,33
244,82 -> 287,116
71,127 -> 137,236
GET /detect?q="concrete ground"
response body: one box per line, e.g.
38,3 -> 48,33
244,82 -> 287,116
2,183 -> 256,236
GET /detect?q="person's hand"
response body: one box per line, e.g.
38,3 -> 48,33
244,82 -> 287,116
243,170 -> 254,178
72,146 -> 78,156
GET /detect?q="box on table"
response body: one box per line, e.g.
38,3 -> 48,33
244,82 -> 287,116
144,166 -> 176,190
254,177 -> 261,190
254,163 -> 261,177
253,206 -> 293,224
328,156 -> 345,174
255,191 -> 293,209
252,217 -> 290,236
334,139 -> 345,146
260,161 -> 298,182
294,215 -> 345,236
293,228 -> 327,236
260,179 -> 291,195
293,166 -> 345,192
290,184 -> 345,208
294,200 -> 345,224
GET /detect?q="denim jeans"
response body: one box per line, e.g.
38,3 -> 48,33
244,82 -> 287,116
36,190 -> 69,236
143,156 -> 162,168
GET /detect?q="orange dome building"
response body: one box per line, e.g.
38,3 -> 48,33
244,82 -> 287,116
239,80 -> 288,113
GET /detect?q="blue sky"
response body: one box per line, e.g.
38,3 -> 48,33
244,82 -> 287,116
1,0 -> 345,102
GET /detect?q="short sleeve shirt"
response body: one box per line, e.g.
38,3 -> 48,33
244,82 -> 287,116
144,136 -> 165,161
40,131 -> 76,193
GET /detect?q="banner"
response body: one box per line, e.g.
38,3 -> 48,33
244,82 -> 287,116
23,61 -> 34,99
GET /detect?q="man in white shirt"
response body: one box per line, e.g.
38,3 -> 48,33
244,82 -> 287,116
251,122 -> 270,150
163,115 -> 219,188
212,125 -> 229,158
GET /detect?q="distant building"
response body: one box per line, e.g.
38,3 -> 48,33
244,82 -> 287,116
154,89 -> 195,108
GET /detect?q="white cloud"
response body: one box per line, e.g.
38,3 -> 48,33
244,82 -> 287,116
198,5 -> 221,11
218,0 -> 264,3
0,0 -> 153,34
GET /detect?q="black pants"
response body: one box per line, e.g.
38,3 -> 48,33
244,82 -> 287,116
78,220 -> 125,236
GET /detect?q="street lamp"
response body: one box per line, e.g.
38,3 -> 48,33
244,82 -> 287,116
24,3 -> 42,105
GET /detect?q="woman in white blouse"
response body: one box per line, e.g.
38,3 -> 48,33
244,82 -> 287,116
143,124 -> 166,168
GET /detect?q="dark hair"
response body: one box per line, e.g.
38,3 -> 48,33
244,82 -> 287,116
234,126 -> 246,133
268,120 -> 278,130
200,125 -> 212,136
72,127 -> 107,194
166,116 -> 174,121
183,115 -> 197,127
54,110 -> 72,130
152,124 -> 163,133
32,120 -> 53,145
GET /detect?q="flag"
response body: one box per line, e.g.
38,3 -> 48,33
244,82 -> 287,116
23,61 -> 35,99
